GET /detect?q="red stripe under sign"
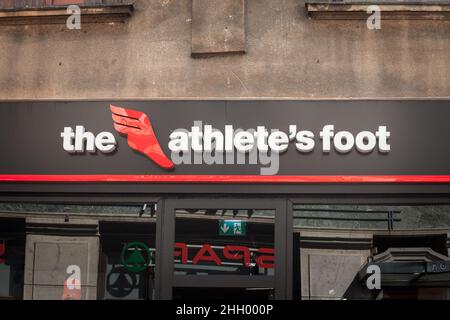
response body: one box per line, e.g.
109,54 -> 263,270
1,175 -> 450,183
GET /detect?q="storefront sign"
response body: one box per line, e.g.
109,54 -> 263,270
1,100 -> 450,184
219,220 -> 246,236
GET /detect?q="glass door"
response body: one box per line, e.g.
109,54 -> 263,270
157,198 -> 289,300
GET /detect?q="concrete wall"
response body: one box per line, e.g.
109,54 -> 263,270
0,0 -> 449,99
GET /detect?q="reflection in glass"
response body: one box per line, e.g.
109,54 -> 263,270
174,209 -> 275,276
99,222 -> 156,300
294,204 -> 450,230
0,219 -> 25,300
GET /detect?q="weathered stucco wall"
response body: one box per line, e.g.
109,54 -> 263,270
0,0 -> 449,99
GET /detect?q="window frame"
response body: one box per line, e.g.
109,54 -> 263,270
0,0 -> 134,25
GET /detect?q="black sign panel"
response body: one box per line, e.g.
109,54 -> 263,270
0,100 -> 449,184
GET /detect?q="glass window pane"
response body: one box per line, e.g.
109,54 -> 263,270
174,209 -> 275,276
0,218 -> 25,300
0,202 -> 156,300
99,222 -> 156,300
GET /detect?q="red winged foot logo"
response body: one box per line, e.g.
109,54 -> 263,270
110,104 -> 175,170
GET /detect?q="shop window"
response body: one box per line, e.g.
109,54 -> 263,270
294,202 -> 450,300
0,218 -> 25,300
98,222 -> 156,300
174,209 -> 275,277
0,202 -> 155,300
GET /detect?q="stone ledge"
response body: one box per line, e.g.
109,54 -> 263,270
298,229 -> 373,249
305,1 -> 450,19
26,217 -> 99,236
0,4 -> 134,25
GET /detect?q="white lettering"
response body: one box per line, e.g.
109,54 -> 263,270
234,131 -> 255,152
295,130 -> 315,153
61,126 -> 116,154
376,126 -> 391,153
355,131 -> 377,153
95,132 -> 116,153
268,131 -> 289,153
320,125 -> 334,153
334,131 -> 355,154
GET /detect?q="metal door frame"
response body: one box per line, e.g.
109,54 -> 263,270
155,197 -> 291,300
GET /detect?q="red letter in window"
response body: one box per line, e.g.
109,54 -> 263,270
192,244 -> 221,266
223,245 -> 251,267
174,242 -> 188,264
0,243 -> 5,264
256,248 -> 275,269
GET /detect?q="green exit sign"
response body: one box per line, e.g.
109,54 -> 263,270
219,220 -> 246,236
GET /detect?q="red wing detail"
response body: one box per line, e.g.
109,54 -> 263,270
110,105 -> 174,170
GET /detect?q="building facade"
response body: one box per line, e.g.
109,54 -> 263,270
1,0 -> 450,300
